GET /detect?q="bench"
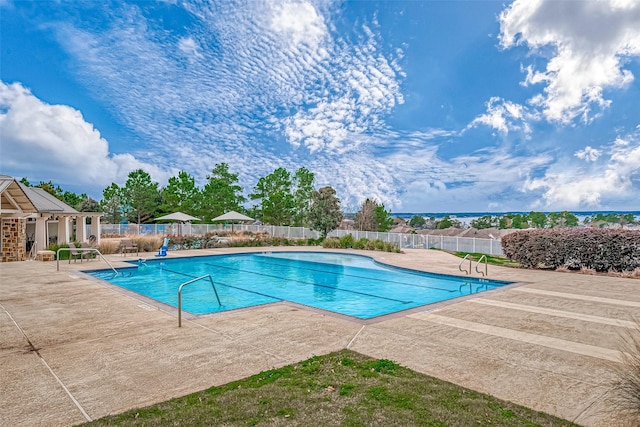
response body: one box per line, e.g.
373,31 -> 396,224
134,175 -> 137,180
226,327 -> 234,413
119,239 -> 138,257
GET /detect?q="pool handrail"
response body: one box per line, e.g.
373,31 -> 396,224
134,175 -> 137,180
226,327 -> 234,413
177,274 -> 221,327
475,255 -> 488,276
56,247 -> 119,276
458,254 -> 471,275
28,241 -> 38,260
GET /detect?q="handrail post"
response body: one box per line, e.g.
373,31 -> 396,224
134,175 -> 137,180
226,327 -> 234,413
28,241 -> 38,260
178,274 -> 221,327
208,276 -> 221,305
178,290 -> 183,327
475,255 -> 488,276
56,247 -> 118,275
458,254 -> 470,275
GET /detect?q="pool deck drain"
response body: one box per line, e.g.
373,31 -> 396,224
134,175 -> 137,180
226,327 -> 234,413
1,247 -> 639,426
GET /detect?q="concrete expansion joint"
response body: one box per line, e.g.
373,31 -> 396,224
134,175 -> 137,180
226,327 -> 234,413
513,287 -> 640,308
0,301 -> 92,422
189,319 -> 286,361
469,298 -> 638,328
347,325 -> 366,349
422,312 -> 624,363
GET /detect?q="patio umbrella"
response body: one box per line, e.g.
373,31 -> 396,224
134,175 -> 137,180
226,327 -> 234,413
155,212 -> 200,222
154,212 -> 200,235
211,211 -> 253,231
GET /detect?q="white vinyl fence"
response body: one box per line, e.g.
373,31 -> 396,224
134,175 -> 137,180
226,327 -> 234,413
98,223 -> 504,256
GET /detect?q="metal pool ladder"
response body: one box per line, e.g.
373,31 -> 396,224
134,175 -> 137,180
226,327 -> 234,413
178,274 -> 221,327
475,255 -> 488,276
458,254 -> 488,276
458,254 -> 471,274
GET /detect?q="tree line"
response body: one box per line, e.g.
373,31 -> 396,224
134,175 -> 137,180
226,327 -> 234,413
468,211 -> 638,229
20,173 -> 636,234
20,164 -> 395,237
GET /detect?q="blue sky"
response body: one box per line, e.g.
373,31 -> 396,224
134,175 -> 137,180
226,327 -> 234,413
1,0 -> 639,213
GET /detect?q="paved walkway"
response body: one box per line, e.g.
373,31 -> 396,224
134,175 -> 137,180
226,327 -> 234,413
1,248 -> 638,426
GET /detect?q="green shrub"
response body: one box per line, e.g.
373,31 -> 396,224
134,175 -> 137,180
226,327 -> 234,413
48,243 -> 71,260
382,241 -> 401,253
322,238 -> 341,249
353,238 -> 369,249
308,237 -> 322,246
339,234 -> 355,248
364,239 -> 377,250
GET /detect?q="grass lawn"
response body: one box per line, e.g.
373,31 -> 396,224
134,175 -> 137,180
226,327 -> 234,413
79,350 -> 576,426
453,251 -> 521,268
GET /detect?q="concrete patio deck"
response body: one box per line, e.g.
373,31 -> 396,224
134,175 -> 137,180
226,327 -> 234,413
1,247 -> 638,426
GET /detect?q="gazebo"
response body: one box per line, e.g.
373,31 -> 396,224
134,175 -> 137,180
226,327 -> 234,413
0,175 -> 103,262
20,185 -> 103,250
0,175 -> 37,261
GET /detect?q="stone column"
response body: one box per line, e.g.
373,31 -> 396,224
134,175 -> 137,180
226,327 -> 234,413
76,215 -> 87,242
90,215 -> 101,244
1,218 -> 27,262
57,216 -> 71,244
35,214 -> 50,249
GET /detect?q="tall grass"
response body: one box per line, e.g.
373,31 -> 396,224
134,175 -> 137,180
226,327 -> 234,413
611,322 -> 640,418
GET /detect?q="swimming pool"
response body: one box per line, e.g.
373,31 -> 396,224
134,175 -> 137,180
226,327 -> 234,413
87,252 -> 513,319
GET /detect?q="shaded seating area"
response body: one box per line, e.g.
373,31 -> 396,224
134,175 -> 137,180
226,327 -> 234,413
80,242 -> 96,260
119,239 -> 138,257
68,243 -> 92,263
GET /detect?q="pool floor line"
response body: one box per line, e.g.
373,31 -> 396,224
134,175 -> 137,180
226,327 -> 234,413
250,256 -> 458,293
214,281 -> 282,302
203,262 -> 413,304
153,265 -> 198,279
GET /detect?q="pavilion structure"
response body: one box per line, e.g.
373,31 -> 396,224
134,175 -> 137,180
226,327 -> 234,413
0,175 -> 102,262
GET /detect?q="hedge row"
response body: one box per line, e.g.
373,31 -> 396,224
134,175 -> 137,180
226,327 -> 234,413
501,228 -> 640,272
167,233 -> 322,249
321,235 -> 401,253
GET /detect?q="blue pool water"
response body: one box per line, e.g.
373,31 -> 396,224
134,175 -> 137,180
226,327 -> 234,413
87,252 -> 512,319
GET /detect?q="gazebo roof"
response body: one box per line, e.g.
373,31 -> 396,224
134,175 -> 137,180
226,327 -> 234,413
1,175 -> 103,217
0,175 -> 37,214
19,184 -> 79,214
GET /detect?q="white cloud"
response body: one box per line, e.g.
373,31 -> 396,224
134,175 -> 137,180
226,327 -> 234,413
268,0 -> 328,51
574,146 -> 602,162
524,132 -> 640,209
499,0 -> 640,124
0,81 -> 167,189
281,20 -> 405,153
469,97 -> 534,136
177,36 -> 203,60
38,1 -> 406,205
363,138 -> 554,212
